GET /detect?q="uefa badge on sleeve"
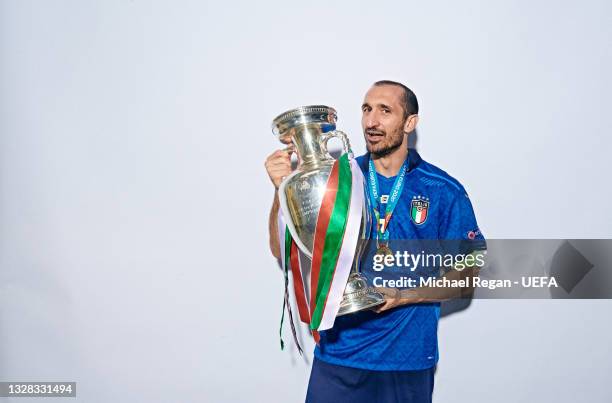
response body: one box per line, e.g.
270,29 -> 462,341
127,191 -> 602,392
411,195 -> 429,225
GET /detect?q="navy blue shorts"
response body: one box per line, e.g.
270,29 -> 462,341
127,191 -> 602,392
305,358 -> 435,403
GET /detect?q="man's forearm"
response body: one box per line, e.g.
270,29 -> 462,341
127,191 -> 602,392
398,265 -> 480,304
268,190 -> 281,259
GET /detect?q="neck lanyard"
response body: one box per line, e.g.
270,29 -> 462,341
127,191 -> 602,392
367,157 -> 408,246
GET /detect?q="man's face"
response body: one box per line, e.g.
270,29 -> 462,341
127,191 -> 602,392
361,85 -> 408,156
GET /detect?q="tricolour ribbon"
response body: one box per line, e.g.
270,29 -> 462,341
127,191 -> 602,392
278,153 -> 364,348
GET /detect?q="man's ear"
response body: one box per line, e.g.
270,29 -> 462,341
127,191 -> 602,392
404,114 -> 419,133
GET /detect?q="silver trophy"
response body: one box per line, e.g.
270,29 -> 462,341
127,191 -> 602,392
272,105 -> 384,316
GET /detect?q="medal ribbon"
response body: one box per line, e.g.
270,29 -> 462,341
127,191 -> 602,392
367,157 -> 408,242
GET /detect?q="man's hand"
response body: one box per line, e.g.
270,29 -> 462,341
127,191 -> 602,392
265,148 -> 294,189
373,287 -> 422,313
373,287 -> 403,313
266,146 -> 294,259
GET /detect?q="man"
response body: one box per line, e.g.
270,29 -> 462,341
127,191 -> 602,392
265,81 -> 485,403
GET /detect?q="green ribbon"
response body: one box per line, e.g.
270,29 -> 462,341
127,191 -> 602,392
310,153 -> 352,330
279,227 -> 293,350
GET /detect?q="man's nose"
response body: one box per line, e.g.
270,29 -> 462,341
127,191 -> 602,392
365,112 -> 380,129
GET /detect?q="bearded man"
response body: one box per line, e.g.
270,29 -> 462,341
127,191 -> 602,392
265,80 -> 485,403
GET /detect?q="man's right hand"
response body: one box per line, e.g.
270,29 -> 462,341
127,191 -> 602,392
265,148 -> 294,189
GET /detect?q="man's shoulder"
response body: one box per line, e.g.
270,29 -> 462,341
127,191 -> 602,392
355,153 -> 368,164
354,153 -> 369,175
355,151 -> 469,196
413,159 -> 466,196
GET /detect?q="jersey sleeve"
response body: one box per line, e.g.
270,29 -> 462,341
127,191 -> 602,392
439,191 -> 486,254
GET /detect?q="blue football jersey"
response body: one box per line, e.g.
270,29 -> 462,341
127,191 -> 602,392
313,149 -> 485,371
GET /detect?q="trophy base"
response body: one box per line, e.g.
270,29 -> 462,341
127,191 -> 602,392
336,273 -> 385,316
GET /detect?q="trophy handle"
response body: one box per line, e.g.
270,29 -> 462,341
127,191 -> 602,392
321,130 -> 354,159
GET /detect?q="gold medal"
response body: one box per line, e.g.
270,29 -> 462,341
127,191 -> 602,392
376,243 -> 394,258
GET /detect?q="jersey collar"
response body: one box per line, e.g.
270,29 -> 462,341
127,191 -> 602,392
358,148 -> 422,175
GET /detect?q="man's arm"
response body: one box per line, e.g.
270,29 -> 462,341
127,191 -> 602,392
400,264 -> 481,303
374,250 -> 486,311
265,148 -> 293,260
268,190 -> 281,259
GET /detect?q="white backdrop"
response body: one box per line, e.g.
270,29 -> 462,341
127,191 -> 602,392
1,0 -> 611,402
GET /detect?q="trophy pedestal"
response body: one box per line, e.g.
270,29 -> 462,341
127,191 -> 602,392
337,273 -> 385,316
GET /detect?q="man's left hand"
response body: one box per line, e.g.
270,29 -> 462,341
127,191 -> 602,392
372,287 -> 403,313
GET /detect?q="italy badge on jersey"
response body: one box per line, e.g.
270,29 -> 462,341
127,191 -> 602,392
411,195 -> 429,225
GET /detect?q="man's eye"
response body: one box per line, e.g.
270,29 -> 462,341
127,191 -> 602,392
382,109 -> 390,114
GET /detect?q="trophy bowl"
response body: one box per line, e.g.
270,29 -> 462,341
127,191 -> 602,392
272,105 -> 384,316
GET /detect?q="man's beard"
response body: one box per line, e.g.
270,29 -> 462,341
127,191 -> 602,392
365,126 -> 405,157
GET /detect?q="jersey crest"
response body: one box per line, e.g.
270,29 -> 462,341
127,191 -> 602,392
411,195 -> 429,225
